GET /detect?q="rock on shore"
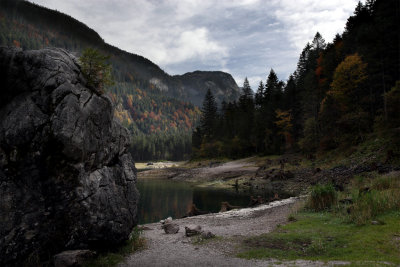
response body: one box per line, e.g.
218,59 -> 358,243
0,47 -> 139,265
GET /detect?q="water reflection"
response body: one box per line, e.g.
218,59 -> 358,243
136,178 -> 289,224
137,179 -> 193,224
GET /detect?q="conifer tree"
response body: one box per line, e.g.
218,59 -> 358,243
255,81 -> 264,106
200,89 -> 218,141
80,48 -> 114,91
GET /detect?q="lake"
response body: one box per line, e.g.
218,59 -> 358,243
136,178 -> 289,224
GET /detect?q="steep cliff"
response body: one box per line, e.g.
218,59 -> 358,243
0,47 -> 139,265
175,71 -> 241,106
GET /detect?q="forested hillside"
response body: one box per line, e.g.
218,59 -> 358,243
0,0 -> 239,160
193,0 -> 399,159
0,0 -> 240,104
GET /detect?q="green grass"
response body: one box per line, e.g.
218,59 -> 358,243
238,211 -> 400,265
83,227 -> 146,267
308,184 -> 337,211
335,172 -> 400,225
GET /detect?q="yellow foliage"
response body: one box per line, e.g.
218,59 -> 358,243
329,53 -> 367,112
275,109 -> 293,147
114,109 -> 133,125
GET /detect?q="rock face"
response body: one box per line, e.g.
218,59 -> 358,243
0,47 -> 139,265
174,71 -> 241,106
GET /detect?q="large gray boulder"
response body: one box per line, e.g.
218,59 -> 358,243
0,47 -> 139,265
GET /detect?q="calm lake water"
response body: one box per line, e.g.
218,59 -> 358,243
137,178 -> 289,224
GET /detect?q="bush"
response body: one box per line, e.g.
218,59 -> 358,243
308,184 -> 337,211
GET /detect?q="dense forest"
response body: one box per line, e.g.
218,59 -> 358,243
0,0 -> 202,161
193,0 -> 399,159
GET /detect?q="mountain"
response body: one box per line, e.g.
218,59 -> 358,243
0,0 -> 240,160
174,71 -> 240,106
0,0 -> 240,106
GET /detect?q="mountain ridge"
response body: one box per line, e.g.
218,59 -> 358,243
0,0 -> 240,106
0,0 -> 241,160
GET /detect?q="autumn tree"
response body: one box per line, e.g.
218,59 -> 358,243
330,53 -> 367,112
327,53 -> 369,143
275,109 -> 293,150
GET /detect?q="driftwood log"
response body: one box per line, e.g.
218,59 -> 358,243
269,193 -> 280,202
220,202 -> 241,212
249,195 -> 265,207
186,204 -> 208,217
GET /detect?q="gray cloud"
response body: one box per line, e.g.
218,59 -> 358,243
30,0 -> 362,88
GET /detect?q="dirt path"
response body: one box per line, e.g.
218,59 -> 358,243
120,197 -> 346,267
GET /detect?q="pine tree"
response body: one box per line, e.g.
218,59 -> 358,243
79,48 -> 114,91
255,81 -> 264,106
200,89 -> 218,141
237,78 -> 255,154
241,77 -> 253,99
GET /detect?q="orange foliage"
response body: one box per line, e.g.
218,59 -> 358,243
13,40 -> 20,48
149,111 -> 156,119
315,66 -> 323,77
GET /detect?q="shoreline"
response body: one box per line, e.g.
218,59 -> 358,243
121,196 -> 313,266
136,156 -> 312,198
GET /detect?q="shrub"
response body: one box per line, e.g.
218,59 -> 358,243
308,184 -> 337,211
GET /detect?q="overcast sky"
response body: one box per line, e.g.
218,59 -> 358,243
30,0 -> 362,88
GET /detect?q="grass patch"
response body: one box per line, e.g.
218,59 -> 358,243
335,172 -> 400,225
308,184 -> 337,211
191,235 -> 222,245
83,227 -> 146,267
240,173 -> 400,264
238,211 -> 400,264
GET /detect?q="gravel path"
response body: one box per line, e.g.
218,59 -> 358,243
120,197 -> 348,267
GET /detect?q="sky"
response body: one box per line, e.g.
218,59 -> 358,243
30,0 -> 362,89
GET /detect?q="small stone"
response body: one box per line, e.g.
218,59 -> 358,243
201,231 -> 215,239
161,223 -> 179,234
371,220 -> 385,225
